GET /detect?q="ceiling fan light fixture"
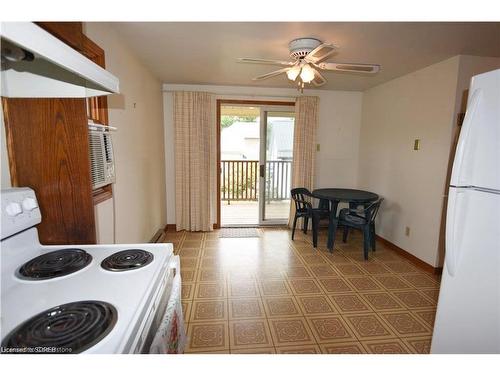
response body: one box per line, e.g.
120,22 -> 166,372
299,64 -> 315,83
286,66 -> 301,81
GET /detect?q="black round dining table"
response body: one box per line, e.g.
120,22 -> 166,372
312,188 -> 379,251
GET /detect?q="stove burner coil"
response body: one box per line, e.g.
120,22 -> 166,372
101,249 -> 154,272
19,249 -> 92,280
1,301 -> 117,354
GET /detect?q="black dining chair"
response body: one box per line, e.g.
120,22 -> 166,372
290,188 -> 330,246
339,198 -> 384,260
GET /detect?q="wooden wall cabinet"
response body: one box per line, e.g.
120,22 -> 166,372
35,22 -> 84,52
2,98 -> 97,244
2,22 -> 112,244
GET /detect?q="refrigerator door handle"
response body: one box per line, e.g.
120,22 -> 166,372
446,189 -> 468,276
450,89 -> 482,186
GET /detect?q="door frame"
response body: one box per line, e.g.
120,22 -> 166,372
216,99 -> 295,228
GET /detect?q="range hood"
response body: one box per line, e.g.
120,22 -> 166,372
0,22 -> 119,98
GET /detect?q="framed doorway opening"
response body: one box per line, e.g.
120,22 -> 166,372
217,100 -> 295,228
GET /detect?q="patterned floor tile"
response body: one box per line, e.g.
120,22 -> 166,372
346,276 -> 383,292
343,313 -> 396,340
284,266 -> 313,278
231,347 -> 276,354
300,254 -> 329,265
384,261 -> 419,274
318,278 -> 354,294
420,289 -> 441,304
181,269 -> 198,282
359,262 -> 392,275
182,240 -> 203,249
329,294 -> 372,313
309,264 -> 339,277
306,315 -> 356,343
229,280 -> 260,298
392,290 -> 435,309
182,283 -> 195,300
228,298 -> 266,320
402,336 -> 432,354
200,258 -> 221,269
182,300 -> 192,323
412,309 -> 437,328
164,227 -> 441,354
320,341 -> 368,354
276,345 -> 322,354
296,295 -> 337,315
379,312 -> 431,337
229,319 -> 273,349
268,317 -> 316,347
373,275 -> 412,290
401,274 -> 440,288
361,338 -> 411,354
197,269 -> 224,282
180,257 -> 199,269
190,299 -> 227,322
186,322 -> 229,353
289,278 -> 323,295
259,279 -> 293,296
334,263 -> 366,276
194,282 -> 227,299
179,248 -> 202,258
263,296 -> 302,317
360,292 -> 405,311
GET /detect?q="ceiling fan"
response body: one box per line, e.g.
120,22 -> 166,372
237,37 -> 380,91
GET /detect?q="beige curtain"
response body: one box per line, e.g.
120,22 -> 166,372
174,91 -> 217,231
289,96 -> 320,225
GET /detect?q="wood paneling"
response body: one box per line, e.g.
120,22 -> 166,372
35,22 -> 84,52
2,98 -> 96,245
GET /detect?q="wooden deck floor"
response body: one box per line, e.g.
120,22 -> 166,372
221,200 -> 290,226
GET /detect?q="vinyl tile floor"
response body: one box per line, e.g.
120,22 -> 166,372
163,227 -> 440,354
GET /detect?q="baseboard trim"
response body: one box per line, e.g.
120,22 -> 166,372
150,228 -> 167,243
375,235 -> 442,275
164,224 -> 177,232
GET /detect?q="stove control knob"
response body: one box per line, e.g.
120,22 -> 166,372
6,202 -> 23,217
22,197 -> 38,211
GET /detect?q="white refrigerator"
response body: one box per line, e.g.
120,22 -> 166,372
431,69 -> 500,353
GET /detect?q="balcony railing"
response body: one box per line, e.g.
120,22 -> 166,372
221,160 -> 292,203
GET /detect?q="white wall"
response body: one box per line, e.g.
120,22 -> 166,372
357,55 -> 500,267
163,84 -> 363,224
85,23 -> 166,243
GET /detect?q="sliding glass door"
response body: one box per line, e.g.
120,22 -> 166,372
259,107 -> 295,225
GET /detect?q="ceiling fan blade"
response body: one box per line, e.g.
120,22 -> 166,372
304,43 -> 338,64
312,69 -> 326,87
317,62 -> 380,74
252,67 -> 290,81
238,58 -> 294,67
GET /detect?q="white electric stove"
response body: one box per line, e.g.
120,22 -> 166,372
0,188 -> 179,354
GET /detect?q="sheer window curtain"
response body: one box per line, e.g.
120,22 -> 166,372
173,91 -> 217,231
289,96 -> 320,226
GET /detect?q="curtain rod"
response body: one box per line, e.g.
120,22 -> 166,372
162,90 -> 297,100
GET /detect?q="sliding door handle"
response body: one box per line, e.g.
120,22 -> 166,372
260,165 -> 265,178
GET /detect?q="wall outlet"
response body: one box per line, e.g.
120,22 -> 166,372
405,226 -> 410,236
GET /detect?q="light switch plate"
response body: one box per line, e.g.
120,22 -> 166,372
316,144 -> 320,151
413,139 -> 420,150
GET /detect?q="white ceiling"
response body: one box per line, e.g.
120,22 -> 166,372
109,22 -> 500,91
